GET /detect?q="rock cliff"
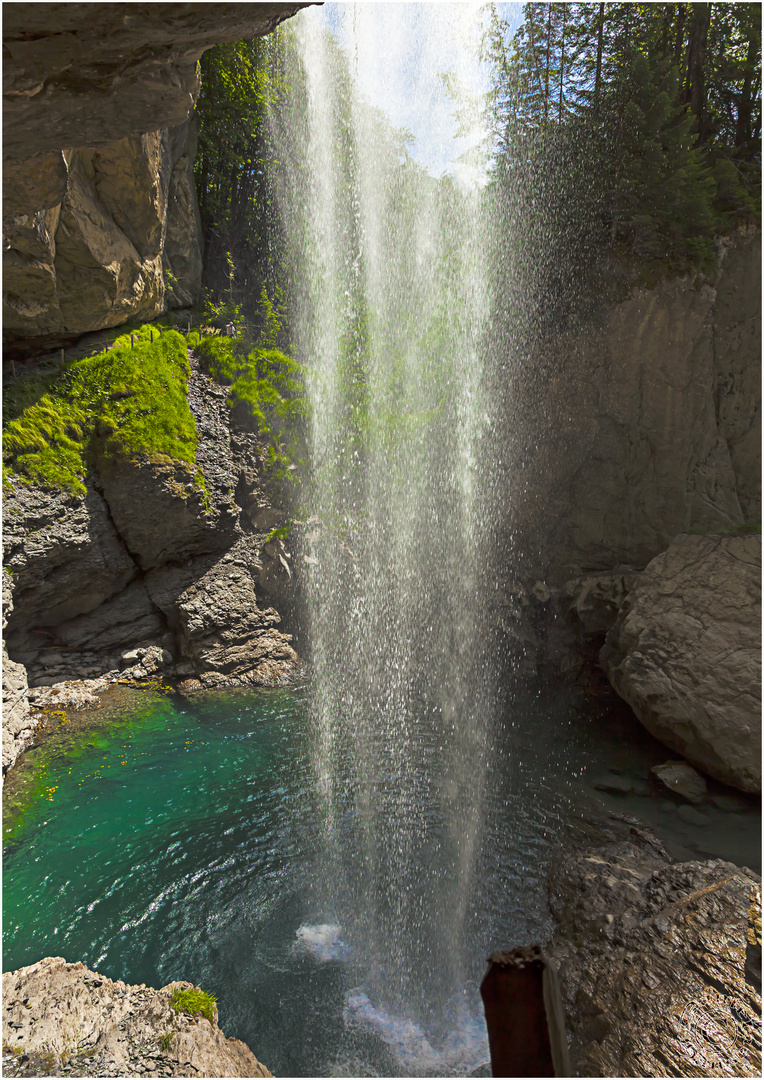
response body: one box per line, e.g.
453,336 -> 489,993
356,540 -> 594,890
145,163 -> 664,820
506,228 -> 760,582
2,354 -> 300,773
3,3 -> 314,353
2,957 -> 271,1078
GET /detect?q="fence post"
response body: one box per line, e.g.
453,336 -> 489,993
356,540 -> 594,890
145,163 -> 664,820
480,947 -> 572,1077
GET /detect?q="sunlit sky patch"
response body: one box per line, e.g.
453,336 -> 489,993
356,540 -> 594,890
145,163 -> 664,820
304,2 -> 523,182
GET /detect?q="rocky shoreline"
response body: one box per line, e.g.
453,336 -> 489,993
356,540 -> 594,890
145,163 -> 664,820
547,822 -> 762,1078
2,958 -> 272,1078
2,354 -> 305,774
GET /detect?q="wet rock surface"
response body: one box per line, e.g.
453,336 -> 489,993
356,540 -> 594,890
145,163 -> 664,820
548,838 -> 762,1078
2,956 -> 272,1078
509,229 -> 760,582
651,759 -> 708,804
602,532 -> 761,794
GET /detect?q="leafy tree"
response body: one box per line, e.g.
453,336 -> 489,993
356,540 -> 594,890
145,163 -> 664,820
482,0 -> 760,311
194,34 -> 287,323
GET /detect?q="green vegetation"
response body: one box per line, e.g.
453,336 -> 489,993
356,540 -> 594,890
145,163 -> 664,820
195,34 -> 287,326
158,1030 -> 175,1051
482,2 -> 761,326
3,327 -> 196,494
194,288 -> 307,493
688,519 -> 761,537
266,524 -> 291,543
196,334 -> 306,483
169,987 -> 217,1025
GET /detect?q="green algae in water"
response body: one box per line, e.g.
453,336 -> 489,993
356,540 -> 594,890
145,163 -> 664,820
2,686 -> 314,982
3,690 -> 178,846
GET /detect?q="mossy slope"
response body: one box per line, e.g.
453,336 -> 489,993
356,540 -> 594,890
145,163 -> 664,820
3,327 -> 196,495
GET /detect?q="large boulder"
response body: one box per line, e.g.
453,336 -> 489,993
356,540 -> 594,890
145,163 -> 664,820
548,839 -> 761,1077
2,956 -> 272,1078
602,533 -> 761,793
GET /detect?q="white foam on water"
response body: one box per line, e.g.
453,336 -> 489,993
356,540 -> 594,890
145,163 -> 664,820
343,989 -> 490,1077
295,922 -> 348,962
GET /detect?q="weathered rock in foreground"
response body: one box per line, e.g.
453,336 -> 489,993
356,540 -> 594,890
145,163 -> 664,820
2,957 -> 271,1078
548,839 -> 762,1077
602,532 -> 761,794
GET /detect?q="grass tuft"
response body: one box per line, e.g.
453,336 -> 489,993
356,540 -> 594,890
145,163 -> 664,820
169,986 -> 217,1025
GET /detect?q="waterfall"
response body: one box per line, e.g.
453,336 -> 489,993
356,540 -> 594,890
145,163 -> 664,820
274,5 -> 500,1071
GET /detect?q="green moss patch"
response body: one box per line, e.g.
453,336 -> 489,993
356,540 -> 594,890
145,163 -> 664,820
170,987 -> 217,1024
195,335 -> 307,486
3,327 -> 196,494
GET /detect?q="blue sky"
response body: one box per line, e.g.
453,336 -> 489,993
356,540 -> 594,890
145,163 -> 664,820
305,2 -> 523,180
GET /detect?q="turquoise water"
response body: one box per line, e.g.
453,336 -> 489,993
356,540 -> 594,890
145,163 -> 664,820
3,684 -> 760,1077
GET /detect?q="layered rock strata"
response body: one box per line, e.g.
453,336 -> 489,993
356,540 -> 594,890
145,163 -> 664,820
548,838 -> 762,1077
2,956 -> 271,1078
2,359 -> 300,773
602,532 -> 761,794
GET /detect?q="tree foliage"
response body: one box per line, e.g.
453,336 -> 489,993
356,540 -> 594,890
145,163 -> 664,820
195,35 -> 287,324
483,1 -> 760,313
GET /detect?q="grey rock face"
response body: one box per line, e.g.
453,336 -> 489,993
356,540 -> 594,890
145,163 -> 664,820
2,956 -> 272,1078
510,230 -> 760,583
548,840 -> 761,1077
3,4 -> 313,351
53,582 -> 164,652
3,4 -> 315,159
714,229 -> 762,521
147,538 -> 299,687
3,483 -> 137,633
602,533 -> 761,793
